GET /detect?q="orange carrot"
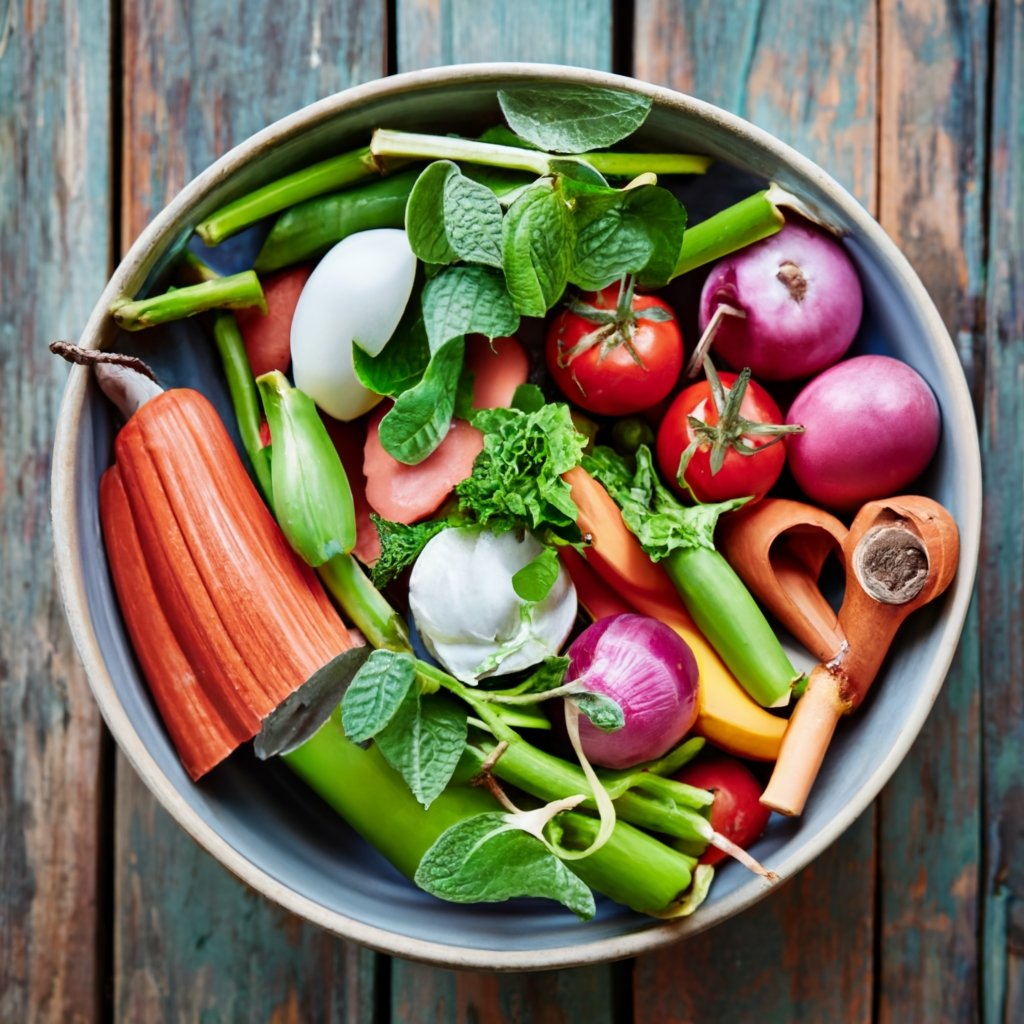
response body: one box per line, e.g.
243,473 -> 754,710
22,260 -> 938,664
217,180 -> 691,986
104,387 -> 356,776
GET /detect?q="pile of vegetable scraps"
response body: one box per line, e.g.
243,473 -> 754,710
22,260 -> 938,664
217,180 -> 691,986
75,83 -> 959,924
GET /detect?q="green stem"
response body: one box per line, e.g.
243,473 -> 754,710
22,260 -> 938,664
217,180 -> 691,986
195,145 -> 387,246
664,546 -> 799,708
552,813 -> 706,919
371,128 -> 553,176
254,168 -> 419,273
672,187 -> 788,279
210,311 -> 273,502
316,552 -> 411,652
110,271 -> 266,330
587,152 -> 712,176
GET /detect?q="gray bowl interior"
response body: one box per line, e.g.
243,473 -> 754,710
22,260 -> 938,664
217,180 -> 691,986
52,65 -> 981,970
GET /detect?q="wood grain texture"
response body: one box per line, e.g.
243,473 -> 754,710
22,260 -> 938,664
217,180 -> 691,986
875,3 -> 989,1021
115,3 -> 387,1019
0,0 -> 110,1020
632,0 -> 879,205
630,3 -> 878,1017
394,0 -> 613,73
980,0 -> 1024,1019
389,960 -> 627,1024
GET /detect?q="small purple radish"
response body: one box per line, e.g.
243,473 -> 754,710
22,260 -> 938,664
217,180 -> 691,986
697,220 -> 864,381
785,354 -> 941,510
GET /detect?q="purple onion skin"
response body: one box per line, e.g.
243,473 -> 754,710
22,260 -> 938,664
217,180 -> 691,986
699,221 -> 864,381
785,355 -> 941,510
567,614 -> 700,770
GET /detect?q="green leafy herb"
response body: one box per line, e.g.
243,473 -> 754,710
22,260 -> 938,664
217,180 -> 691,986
378,336 -> 465,465
583,445 -> 747,561
501,180 -> 575,317
571,185 -> 687,290
456,403 -> 586,542
510,382 -> 546,413
375,690 -> 469,809
568,691 -> 625,732
352,301 -> 431,398
370,515 -> 449,589
421,265 -> 519,352
413,811 -> 596,919
498,85 -> 652,154
443,168 -> 505,266
341,649 -> 418,745
511,547 -> 561,603
405,161 -> 461,264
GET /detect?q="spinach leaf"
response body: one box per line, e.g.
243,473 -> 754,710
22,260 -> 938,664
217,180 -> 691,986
422,265 -> 519,352
378,337 -> 465,465
501,180 -> 575,317
444,170 -> 505,267
375,690 -> 468,809
405,161 -> 460,264
341,649 -> 417,744
498,85 -> 652,154
511,547 -> 561,603
370,514 -> 449,589
352,302 -> 431,398
414,812 -> 596,919
457,403 -> 586,542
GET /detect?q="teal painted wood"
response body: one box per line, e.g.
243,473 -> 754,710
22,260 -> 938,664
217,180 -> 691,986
0,0 -> 111,1020
113,3 -> 388,1019
395,0 -> 613,72
631,3 -> 878,1018
633,816 -> 875,1022
389,961 -> 627,1023
632,0 -> 879,207
980,0 -> 1024,1019
875,3 -> 989,1021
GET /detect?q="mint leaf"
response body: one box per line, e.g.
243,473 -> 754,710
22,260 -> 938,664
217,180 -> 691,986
375,691 -> 468,809
571,185 -> 687,291
341,649 -> 417,744
443,171 -> 505,267
457,403 -> 586,542
414,813 -> 596,918
569,690 -> 625,732
498,85 -> 652,154
511,547 -> 561,603
501,181 -> 575,317
422,265 -> 519,353
378,337 -> 465,465
370,515 -> 449,589
406,161 -> 460,264
352,301 -> 431,398
510,382 -> 546,414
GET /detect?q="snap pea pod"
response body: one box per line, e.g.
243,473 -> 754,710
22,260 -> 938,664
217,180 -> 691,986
254,169 -> 419,272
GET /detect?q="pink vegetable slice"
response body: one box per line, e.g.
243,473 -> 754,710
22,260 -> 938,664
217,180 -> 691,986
235,264 -> 312,378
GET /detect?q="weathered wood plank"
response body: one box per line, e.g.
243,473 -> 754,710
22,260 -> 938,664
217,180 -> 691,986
0,0 -> 111,1020
115,3 -> 388,1019
630,3 -> 879,1019
395,0 -> 613,73
979,0 -> 1024,1019
875,3 -> 989,1021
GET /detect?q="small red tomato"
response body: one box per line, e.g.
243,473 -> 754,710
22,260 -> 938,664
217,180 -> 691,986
675,756 -> 770,866
656,366 -> 801,503
546,281 -> 683,416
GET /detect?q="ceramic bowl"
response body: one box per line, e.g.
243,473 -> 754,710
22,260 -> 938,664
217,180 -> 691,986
51,63 -> 981,970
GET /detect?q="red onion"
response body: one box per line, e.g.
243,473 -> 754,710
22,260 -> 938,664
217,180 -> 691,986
566,614 -> 699,770
785,354 -> 941,510
698,220 -> 863,381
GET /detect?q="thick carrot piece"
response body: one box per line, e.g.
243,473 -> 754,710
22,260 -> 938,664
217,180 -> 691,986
564,466 -> 785,761
113,389 -> 356,737
100,466 -> 252,779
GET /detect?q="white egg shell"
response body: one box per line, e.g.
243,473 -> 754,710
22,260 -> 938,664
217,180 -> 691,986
409,527 -> 578,684
290,228 -> 417,421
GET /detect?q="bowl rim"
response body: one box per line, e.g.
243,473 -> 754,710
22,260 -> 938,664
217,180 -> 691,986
51,60 -> 982,971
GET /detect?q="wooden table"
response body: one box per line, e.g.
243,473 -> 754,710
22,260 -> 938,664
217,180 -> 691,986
2,1 -> 1015,1020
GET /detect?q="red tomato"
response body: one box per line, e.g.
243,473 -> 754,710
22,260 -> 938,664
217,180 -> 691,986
656,367 -> 797,503
675,756 -> 770,866
546,282 -> 683,416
